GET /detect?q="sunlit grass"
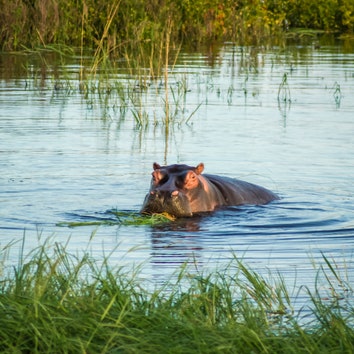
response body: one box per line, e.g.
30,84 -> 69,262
0,239 -> 353,352
3,0 -> 353,52
57,210 -> 175,228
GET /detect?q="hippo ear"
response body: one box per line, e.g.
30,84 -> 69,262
195,163 -> 204,175
153,162 -> 161,170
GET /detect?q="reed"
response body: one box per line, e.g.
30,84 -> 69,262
331,81 -> 342,108
0,239 -> 353,353
1,0 -> 353,52
4,0 -> 351,131
277,72 -> 291,103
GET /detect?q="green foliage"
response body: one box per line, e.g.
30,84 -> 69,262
57,210 -> 175,227
278,0 -> 354,33
0,0 -> 353,51
0,241 -> 354,352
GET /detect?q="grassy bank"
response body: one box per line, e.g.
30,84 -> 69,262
0,240 -> 353,353
1,0 -> 353,52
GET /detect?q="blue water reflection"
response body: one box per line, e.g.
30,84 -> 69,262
1,42 -> 354,312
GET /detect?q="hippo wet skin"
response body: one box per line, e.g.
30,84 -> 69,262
141,162 -> 278,217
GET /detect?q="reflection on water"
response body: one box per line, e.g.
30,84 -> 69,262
1,38 -> 354,314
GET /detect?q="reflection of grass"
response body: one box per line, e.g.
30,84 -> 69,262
57,210 -> 175,228
332,81 -> 342,108
0,241 -> 353,352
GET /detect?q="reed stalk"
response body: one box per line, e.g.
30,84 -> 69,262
90,0 -> 122,75
164,17 -> 171,127
277,72 -> 291,103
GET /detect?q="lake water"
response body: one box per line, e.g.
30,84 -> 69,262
1,38 -> 354,317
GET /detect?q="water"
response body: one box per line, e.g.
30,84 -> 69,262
1,40 -> 354,314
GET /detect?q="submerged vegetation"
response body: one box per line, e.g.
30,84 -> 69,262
1,0 -> 353,52
0,241 -> 353,352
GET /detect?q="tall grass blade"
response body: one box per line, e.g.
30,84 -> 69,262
1,238 -> 354,352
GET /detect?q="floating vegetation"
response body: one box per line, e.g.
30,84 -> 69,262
57,210 -> 175,228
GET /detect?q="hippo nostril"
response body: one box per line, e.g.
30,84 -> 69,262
171,190 -> 179,197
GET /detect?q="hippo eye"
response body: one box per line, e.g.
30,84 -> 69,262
185,173 -> 196,182
152,170 -> 167,185
159,174 -> 169,185
182,171 -> 199,189
153,171 -> 168,185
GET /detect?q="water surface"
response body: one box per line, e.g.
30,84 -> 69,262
1,40 -> 354,315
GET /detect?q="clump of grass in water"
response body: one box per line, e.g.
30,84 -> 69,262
277,72 -> 291,103
0,240 -> 353,352
57,210 -> 175,227
331,81 -> 342,108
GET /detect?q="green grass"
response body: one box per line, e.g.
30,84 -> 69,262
2,0 -> 353,132
57,210 -> 175,227
1,0 -> 353,52
0,240 -> 353,353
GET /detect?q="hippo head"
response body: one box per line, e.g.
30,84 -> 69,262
140,162 -> 206,217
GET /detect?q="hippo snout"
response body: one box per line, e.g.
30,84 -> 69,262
141,189 -> 192,217
148,190 -> 178,204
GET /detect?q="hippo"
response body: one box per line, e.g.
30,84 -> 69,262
141,162 -> 278,217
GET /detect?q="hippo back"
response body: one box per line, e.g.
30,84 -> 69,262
204,174 -> 278,206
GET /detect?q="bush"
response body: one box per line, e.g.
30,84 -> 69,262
0,0 -> 352,51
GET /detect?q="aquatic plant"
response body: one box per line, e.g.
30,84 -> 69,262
277,72 -> 291,103
57,210 -> 175,227
2,0 -> 352,132
331,81 -> 342,108
0,239 -> 353,352
1,0 -> 353,52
